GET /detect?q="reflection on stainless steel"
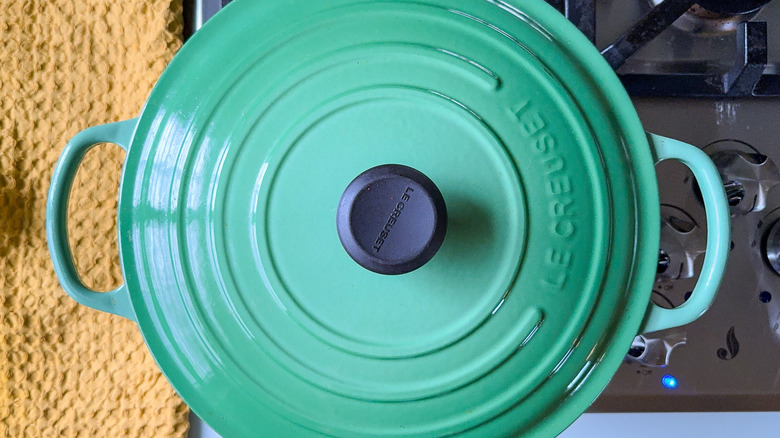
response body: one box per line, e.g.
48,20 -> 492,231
626,331 -> 688,367
703,139 -> 780,216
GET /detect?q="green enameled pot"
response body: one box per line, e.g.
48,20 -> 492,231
46,1 -> 730,436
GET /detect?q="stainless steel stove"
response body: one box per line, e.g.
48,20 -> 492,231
184,0 -> 780,435
575,0 -> 780,413
596,98 -> 780,412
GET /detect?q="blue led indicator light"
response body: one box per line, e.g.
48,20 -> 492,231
661,375 -> 678,389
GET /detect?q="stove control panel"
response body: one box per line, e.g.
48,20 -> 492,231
590,96 -> 780,412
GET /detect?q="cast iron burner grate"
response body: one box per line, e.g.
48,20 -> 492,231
547,0 -> 778,97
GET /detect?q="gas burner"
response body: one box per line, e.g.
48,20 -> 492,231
648,1 -> 763,34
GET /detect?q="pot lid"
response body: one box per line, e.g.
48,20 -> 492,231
120,0 -> 659,436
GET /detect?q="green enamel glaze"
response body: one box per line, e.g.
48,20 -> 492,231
46,118 -> 138,322
47,0 -> 730,437
641,134 -> 731,334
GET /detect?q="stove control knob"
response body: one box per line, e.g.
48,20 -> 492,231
658,205 -> 705,281
764,220 -> 780,276
626,331 -> 687,367
703,140 -> 780,216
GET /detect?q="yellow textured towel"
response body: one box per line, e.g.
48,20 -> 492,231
1,1 -> 189,436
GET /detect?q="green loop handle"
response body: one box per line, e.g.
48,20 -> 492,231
640,133 -> 731,333
46,119 -> 139,321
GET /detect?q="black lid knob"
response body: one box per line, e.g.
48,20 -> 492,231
336,164 -> 447,275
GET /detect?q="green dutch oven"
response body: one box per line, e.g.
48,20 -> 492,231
46,0 -> 730,436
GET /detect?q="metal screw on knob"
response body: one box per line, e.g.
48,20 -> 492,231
657,249 -> 671,274
723,180 -> 747,207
